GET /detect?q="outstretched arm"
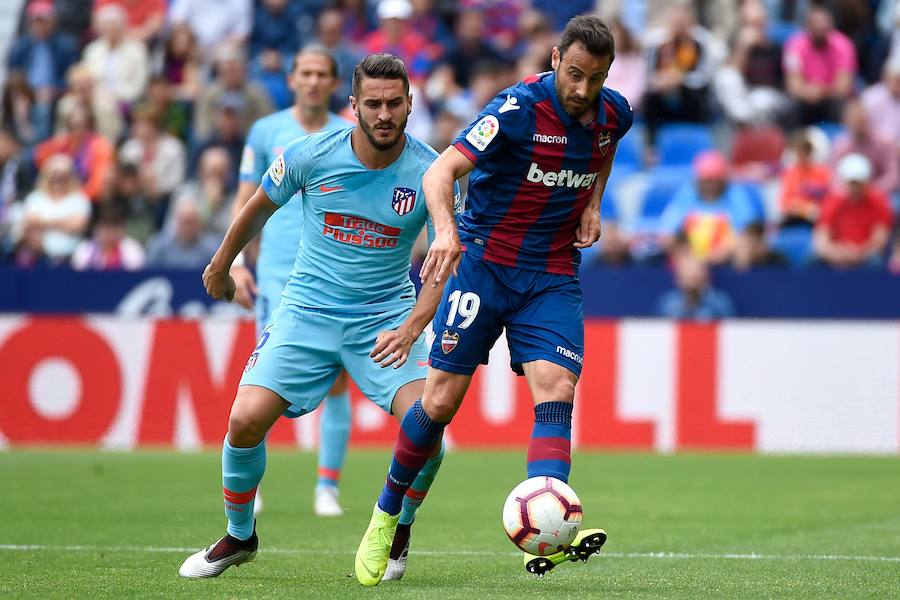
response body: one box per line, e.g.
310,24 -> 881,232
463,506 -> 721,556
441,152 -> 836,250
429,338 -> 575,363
419,145 -> 475,287
203,186 -> 279,302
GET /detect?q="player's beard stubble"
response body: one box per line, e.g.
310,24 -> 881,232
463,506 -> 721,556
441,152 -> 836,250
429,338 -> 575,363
554,75 -> 592,120
356,110 -> 408,151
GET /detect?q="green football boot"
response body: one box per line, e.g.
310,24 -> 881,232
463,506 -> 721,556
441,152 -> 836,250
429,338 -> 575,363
355,504 -> 400,586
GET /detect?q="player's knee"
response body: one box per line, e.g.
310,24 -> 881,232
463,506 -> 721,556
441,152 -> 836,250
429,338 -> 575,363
227,411 -> 267,447
533,377 -> 576,405
422,395 -> 457,422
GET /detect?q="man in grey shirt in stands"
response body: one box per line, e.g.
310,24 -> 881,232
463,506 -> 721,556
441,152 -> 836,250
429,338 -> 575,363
145,197 -> 221,269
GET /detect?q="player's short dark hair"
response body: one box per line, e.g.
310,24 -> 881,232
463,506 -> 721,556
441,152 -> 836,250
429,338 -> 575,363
558,15 -> 615,61
292,44 -> 339,79
352,53 -> 409,98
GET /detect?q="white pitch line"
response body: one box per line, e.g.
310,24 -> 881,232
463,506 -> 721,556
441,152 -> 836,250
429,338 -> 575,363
1,544 -> 898,563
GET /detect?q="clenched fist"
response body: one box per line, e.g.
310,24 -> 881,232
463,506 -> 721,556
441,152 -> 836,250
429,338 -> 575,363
202,263 -> 236,302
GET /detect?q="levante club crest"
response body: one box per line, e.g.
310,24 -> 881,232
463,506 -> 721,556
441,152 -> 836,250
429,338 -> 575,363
597,130 -> 612,156
391,187 -> 417,216
441,330 -> 459,354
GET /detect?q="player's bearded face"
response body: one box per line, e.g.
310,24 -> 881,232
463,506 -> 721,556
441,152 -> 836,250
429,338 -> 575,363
353,78 -> 411,151
551,42 -> 612,119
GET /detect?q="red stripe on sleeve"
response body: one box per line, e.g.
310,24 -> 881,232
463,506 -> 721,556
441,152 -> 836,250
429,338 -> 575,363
453,141 -> 478,165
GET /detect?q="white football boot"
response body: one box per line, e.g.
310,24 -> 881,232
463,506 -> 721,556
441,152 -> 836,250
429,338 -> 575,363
313,485 -> 344,517
178,526 -> 258,578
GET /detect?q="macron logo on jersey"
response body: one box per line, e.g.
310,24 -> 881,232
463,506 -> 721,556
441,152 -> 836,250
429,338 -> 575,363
527,162 -> 599,188
533,133 -> 568,145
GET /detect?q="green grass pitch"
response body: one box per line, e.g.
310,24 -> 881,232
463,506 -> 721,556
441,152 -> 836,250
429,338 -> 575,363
2,450 -> 898,599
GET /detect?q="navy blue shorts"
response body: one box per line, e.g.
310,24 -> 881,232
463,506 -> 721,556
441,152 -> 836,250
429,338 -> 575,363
428,253 -> 584,377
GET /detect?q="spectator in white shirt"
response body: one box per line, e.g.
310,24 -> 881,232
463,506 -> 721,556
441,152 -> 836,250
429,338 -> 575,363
82,4 -> 150,108
168,0 -> 252,62
20,154 -> 91,261
119,104 -> 187,208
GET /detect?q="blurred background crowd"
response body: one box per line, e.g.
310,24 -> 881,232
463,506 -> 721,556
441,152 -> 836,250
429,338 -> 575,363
0,0 -> 899,317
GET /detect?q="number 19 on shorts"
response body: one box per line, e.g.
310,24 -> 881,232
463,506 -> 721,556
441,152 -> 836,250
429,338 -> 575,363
445,290 -> 481,329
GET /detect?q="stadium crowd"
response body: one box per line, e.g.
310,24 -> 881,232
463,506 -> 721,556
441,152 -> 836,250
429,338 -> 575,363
0,0 -> 899,282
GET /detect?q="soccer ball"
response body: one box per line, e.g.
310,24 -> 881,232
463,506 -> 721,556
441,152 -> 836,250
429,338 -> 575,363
502,476 -> 583,556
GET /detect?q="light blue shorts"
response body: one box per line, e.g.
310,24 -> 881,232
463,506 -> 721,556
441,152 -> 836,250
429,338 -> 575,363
240,301 -> 428,417
255,272 -> 288,336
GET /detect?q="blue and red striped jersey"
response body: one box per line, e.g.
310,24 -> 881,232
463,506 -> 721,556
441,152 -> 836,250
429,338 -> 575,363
453,71 -> 633,275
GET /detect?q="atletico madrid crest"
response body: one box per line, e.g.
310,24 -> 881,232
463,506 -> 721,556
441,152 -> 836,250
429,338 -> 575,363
391,187 -> 417,216
441,330 -> 459,354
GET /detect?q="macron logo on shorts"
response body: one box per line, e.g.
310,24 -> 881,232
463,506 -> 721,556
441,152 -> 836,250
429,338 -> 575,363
556,345 -> 583,365
527,162 -> 599,188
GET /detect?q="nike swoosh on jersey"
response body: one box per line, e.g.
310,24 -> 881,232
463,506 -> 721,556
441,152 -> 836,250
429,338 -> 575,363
320,184 -> 344,193
416,360 -> 428,367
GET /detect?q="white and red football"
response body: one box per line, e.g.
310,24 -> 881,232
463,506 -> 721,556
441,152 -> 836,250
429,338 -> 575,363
502,476 -> 583,556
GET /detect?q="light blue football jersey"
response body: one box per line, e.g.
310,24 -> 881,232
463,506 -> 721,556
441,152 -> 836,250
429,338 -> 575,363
239,109 -> 350,279
260,128 -> 459,312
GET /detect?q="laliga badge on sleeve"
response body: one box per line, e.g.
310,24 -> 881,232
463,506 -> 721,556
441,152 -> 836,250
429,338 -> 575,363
466,115 -> 500,151
268,154 -> 285,186
441,330 -> 460,354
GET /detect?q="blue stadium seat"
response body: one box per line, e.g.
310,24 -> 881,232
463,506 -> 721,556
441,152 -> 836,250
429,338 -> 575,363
657,124 -> 714,167
631,168 -> 691,238
768,20 -> 800,45
640,168 -> 691,219
611,130 -> 642,175
736,181 -> 767,223
770,227 -> 814,268
600,184 -> 619,221
816,122 -> 844,141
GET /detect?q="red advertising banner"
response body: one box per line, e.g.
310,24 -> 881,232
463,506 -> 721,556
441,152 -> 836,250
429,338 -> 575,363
0,317 -> 897,453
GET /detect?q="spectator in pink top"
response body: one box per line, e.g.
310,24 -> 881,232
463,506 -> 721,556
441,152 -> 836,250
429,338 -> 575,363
831,98 -> 899,196
783,4 -> 856,125
605,18 -> 645,111
860,54 -> 900,144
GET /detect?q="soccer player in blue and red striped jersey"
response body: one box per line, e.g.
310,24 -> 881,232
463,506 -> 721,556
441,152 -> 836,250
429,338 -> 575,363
355,15 -> 633,585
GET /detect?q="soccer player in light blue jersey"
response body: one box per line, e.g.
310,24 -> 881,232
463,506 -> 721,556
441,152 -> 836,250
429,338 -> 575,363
179,54 -> 457,580
230,46 -> 352,518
